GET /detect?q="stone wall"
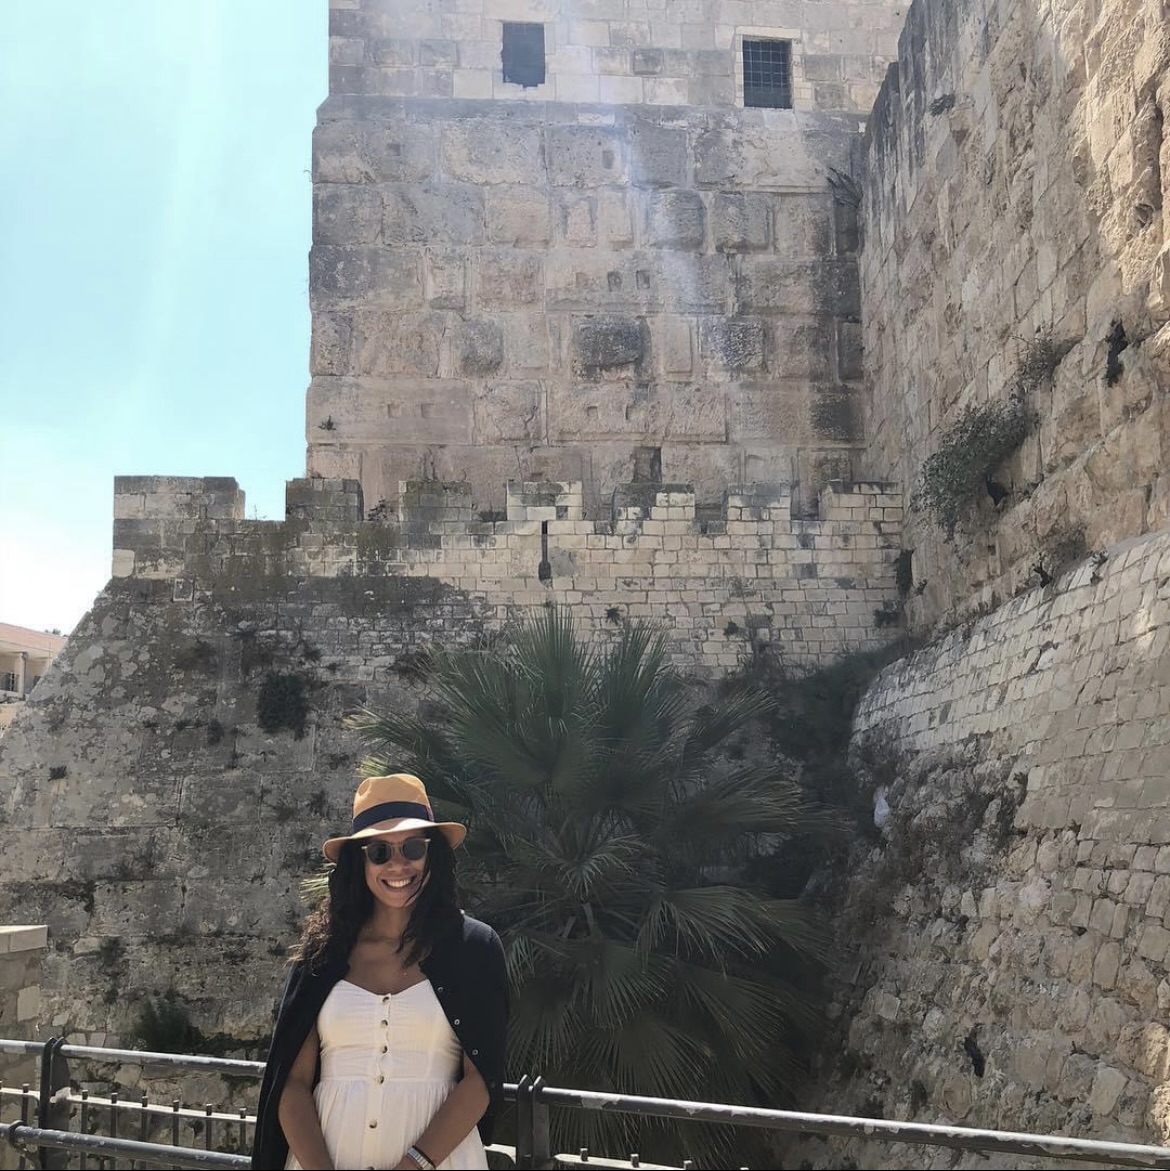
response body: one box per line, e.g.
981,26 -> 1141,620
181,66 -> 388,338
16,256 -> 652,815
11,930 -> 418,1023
859,0 -> 1170,630
785,528 -> 1170,1166
308,0 -> 907,515
0,925 -> 46,1170
113,474 -> 904,669
327,0 -> 897,111
0,468 -> 900,1047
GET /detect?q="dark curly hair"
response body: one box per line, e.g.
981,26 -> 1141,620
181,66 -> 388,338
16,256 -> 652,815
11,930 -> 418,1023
293,829 -> 461,971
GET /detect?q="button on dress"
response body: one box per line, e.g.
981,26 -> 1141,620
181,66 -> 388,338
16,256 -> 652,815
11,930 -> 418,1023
285,979 -> 488,1170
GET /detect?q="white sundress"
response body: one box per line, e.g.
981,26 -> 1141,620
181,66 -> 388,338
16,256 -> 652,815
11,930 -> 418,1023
285,978 -> 488,1171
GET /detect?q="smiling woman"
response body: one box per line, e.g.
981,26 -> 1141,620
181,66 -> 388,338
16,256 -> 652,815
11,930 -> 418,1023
251,774 -> 508,1171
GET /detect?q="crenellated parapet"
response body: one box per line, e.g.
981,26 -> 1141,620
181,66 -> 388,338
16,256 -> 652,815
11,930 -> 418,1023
111,474 -> 902,667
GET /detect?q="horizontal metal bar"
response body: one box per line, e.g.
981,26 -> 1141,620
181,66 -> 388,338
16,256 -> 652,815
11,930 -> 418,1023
535,1088 -> 1170,1169
44,1091 -> 256,1125
0,1042 -> 40,1058
56,1044 -> 265,1078
553,1154 -> 682,1169
1,1122 -> 248,1170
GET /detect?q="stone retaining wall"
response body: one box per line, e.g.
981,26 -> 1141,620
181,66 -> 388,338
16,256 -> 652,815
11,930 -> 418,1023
787,527 -> 1170,1166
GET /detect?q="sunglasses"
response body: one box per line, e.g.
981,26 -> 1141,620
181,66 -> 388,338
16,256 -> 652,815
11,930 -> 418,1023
362,837 -> 430,865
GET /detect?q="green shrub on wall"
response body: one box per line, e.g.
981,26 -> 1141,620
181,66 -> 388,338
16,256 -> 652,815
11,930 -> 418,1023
256,671 -> 310,739
918,395 -> 1036,538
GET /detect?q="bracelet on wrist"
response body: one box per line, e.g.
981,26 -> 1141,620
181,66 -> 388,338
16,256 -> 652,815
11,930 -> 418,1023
406,1144 -> 437,1171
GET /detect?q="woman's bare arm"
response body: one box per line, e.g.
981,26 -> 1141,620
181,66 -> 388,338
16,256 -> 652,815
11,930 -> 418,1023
277,1024 -> 333,1171
395,1052 -> 490,1170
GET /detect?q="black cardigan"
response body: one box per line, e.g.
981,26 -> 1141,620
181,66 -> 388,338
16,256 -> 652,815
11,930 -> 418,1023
250,915 -> 508,1170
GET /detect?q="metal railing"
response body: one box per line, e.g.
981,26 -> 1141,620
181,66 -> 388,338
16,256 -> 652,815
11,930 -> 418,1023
4,1036 -> 1170,1169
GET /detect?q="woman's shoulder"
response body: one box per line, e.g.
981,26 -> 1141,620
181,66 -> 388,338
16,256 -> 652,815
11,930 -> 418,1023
458,912 -> 503,951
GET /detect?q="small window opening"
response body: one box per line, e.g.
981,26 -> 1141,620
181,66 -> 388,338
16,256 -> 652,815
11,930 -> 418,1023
502,22 -> 545,88
742,39 -> 792,108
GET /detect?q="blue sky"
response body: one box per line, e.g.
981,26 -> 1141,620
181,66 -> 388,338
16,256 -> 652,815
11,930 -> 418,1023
0,1 -> 324,633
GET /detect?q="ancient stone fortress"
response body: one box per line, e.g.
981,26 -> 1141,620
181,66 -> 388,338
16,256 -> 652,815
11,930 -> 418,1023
3,0 -> 1170,1165
308,0 -> 904,513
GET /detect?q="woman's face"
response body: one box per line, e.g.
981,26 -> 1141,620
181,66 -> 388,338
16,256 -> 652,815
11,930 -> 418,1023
362,828 -> 430,911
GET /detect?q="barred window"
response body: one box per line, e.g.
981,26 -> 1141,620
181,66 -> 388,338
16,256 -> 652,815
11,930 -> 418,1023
502,22 -> 545,88
742,38 -> 792,108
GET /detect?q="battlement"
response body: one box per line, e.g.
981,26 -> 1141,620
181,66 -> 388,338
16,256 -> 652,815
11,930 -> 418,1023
114,475 -> 901,549
111,474 -> 902,667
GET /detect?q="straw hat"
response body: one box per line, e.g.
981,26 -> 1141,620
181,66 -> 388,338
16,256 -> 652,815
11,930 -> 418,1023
322,774 -> 466,862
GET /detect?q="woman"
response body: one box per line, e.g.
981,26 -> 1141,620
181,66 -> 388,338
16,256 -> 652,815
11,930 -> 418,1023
251,774 -> 509,1171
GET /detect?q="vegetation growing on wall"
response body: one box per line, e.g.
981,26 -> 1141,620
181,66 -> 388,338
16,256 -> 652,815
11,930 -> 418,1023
917,330 -> 1067,538
256,672 -> 310,738
918,395 -> 1035,537
128,991 -> 200,1054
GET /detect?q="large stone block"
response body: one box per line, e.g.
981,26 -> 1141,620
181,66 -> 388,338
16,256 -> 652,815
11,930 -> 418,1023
698,318 -> 767,371
352,311 -> 447,377
771,317 -> 836,380
555,191 -> 598,246
473,381 -> 544,443
441,120 -> 546,184
313,119 -> 436,183
628,122 -> 690,187
572,316 -> 649,375
711,192 -> 771,251
547,380 -> 727,441
500,314 -> 552,372
456,319 -> 505,376
644,191 -> 706,248
734,259 -> 819,314
310,246 -> 422,309
311,312 -> 355,376
475,251 -> 544,307
772,194 -> 835,260
310,377 -> 474,445
484,187 -> 552,246
810,385 -> 863,442
422,250 -> 468,310
383,183 -> 485,245
728,383 -> 808,441
547,126 -> 630,187
313,186 -> 383,245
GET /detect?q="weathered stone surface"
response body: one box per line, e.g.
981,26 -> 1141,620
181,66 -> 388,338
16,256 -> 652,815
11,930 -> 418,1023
313,186 -> 383,245
484,186 -> 552,246
711,193 -> 770,251
644,191 -> 705,248
572,316 -> 647,375
456,319 -> 504,376
547,126 -> 629,187
313,119 -> 435,184
382,183 -> 485,245
698,318 -> 765,371
440,121 -> 545,185
309,246 -> 422,309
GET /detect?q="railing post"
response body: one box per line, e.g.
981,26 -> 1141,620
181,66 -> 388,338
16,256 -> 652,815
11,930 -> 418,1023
531,1077 -> 551,1171
514,1075 -> 533,1170
36,1038 -> 70,1171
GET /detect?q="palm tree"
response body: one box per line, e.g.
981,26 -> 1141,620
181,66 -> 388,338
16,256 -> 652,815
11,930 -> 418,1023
348,606 -> 831,1167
